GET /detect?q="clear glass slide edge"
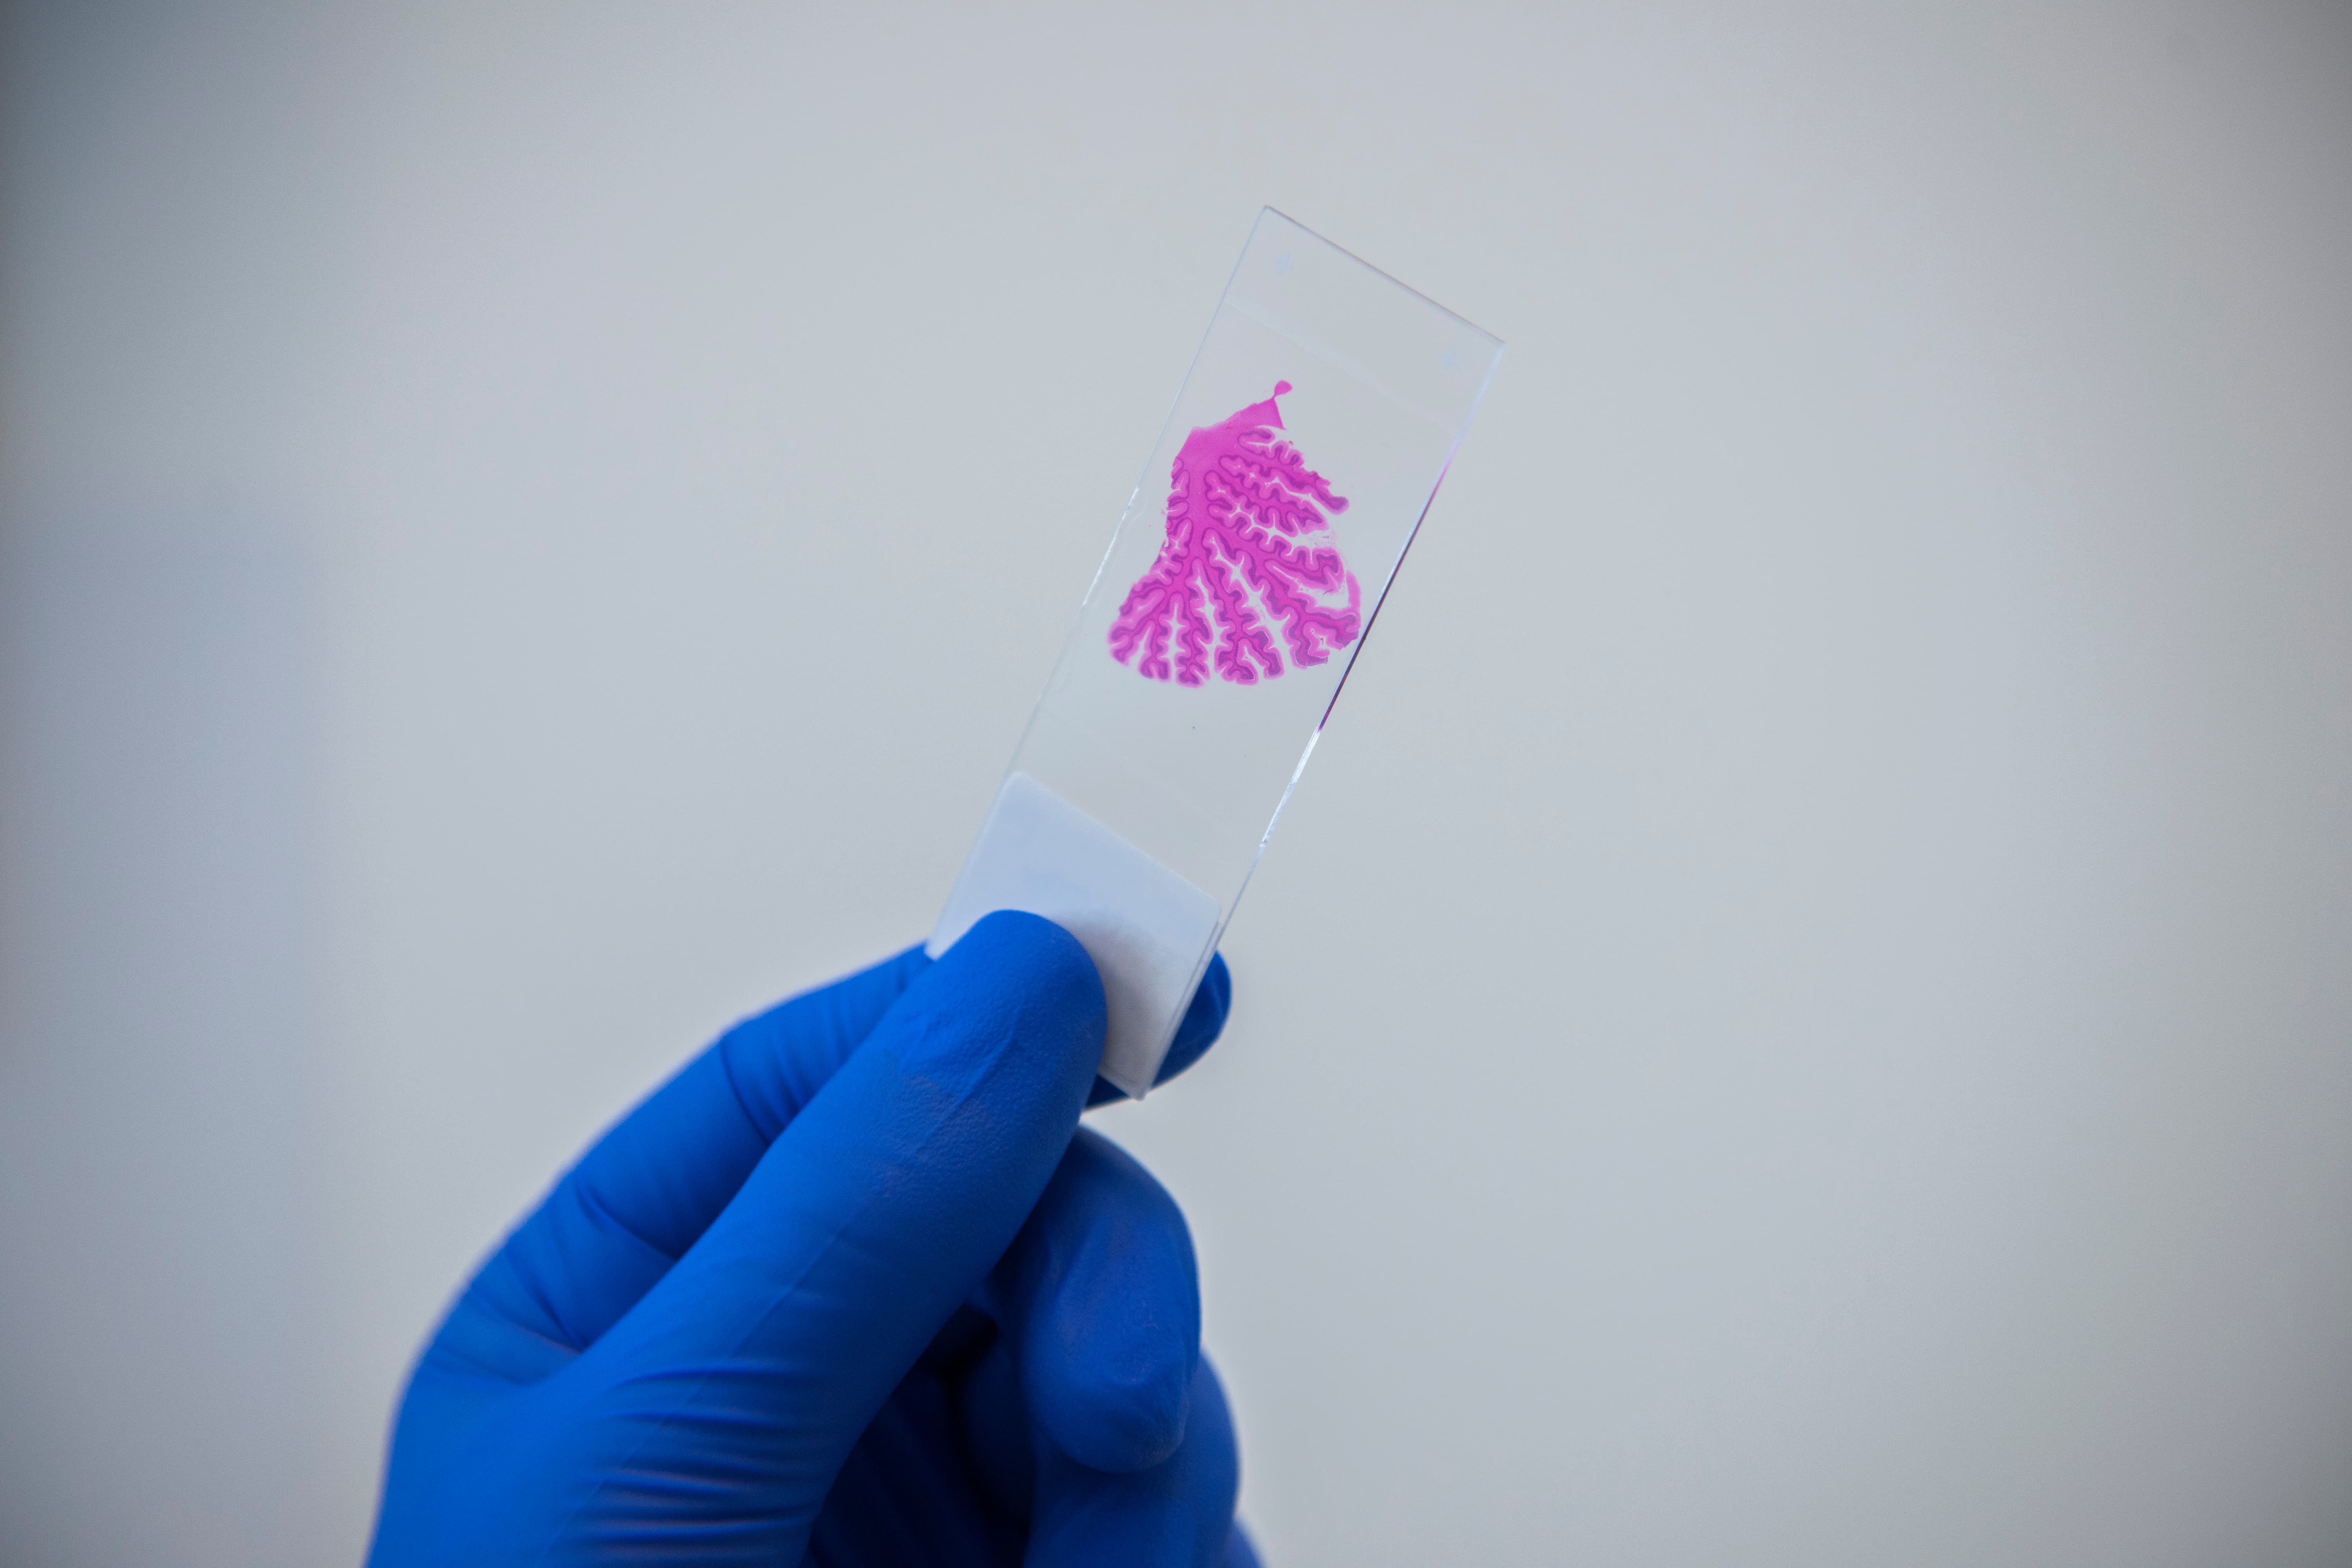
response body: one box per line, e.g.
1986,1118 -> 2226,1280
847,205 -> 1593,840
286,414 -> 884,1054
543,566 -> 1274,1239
1222,209 -> 1503,434
930,209 -> 1503,1096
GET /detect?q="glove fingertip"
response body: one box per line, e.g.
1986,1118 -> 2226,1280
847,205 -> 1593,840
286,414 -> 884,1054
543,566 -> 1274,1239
1032,1334 -> 1194,1474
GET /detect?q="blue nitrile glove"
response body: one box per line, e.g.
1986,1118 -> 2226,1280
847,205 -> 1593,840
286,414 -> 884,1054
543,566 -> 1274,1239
365,910 -> 1256,1567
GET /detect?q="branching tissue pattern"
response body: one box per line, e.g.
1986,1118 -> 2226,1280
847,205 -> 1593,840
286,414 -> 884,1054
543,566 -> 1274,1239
1108,381 -> 1360,686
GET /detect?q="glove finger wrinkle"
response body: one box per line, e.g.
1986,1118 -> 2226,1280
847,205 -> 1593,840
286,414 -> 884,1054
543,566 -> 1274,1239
536,913 -> 1106,1558
449,947 -> 933,1367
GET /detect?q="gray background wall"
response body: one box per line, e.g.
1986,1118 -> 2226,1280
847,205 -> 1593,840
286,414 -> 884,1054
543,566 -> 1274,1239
3,2 -> 2349,1563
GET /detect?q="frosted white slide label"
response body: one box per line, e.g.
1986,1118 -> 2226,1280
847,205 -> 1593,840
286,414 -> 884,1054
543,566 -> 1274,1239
926,771 -> 1221,1099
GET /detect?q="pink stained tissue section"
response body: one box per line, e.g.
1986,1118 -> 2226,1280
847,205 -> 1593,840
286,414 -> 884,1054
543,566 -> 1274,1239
1108,381 -> 1361,686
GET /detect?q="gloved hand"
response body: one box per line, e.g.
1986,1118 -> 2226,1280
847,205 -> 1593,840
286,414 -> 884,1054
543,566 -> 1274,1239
365,910 -> 1256,1567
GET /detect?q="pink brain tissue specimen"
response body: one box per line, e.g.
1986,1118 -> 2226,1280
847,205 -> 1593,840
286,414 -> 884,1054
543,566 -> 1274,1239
1108,381 -> 1360,686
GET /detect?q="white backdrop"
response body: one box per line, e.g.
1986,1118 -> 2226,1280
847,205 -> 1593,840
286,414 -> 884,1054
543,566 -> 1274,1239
4,3 -> 2350,1563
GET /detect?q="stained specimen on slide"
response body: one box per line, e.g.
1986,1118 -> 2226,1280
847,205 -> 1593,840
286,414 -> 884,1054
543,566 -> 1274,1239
1108,381 -> 1360,686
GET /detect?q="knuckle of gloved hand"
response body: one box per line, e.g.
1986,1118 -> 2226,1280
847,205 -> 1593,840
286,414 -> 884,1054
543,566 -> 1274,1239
1031,1301 -> 1197,1474
1022,1135 -> 1201,1474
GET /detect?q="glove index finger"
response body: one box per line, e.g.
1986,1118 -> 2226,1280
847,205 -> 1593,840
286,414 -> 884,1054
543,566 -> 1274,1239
567,910 -> 1109,1547
453,944 -> 929,1362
